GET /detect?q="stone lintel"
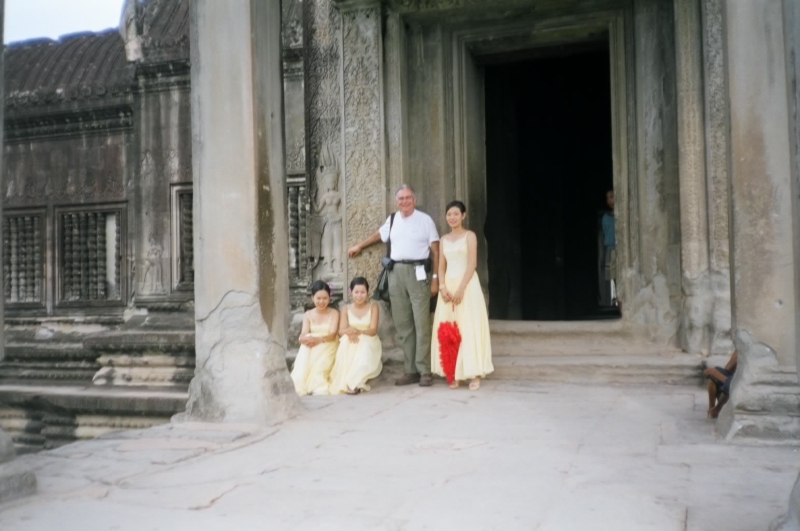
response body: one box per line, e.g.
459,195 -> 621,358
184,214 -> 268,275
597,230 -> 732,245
333,0 -> 381,11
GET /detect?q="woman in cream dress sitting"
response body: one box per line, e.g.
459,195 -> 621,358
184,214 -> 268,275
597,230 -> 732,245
329,277 -> 383,395
291,280 -> 339,396
431,200 -> 494,390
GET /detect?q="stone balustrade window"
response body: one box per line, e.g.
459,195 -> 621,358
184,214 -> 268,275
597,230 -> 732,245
56,205 -> 126,306
171,185 -> 194,291
287,178 -> 308,282
3,209 -> 46,308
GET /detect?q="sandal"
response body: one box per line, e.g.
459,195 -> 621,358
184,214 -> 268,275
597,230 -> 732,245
448,381 -> 459,389
469,378 -> 481,391
346,388 -> 361,395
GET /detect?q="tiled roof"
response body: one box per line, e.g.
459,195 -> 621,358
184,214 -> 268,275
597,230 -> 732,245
5,30 -> 133,108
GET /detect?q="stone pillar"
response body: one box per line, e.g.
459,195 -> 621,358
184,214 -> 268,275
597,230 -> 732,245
720,0 -> 799,440
0,0 -> 37,502
186,0 -> 301,423
0,0 -> 4,364
771,0 -> 800,528
384,12 -> 408,201
700,0 -> 733,356
337,0 -> 387,286
674,0 -> 712,354
630,0 -> 682,344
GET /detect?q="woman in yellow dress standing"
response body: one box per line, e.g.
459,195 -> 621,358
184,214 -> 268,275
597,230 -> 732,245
431,200 -> 494,390
329,277 -> 383,395
291,281 -> 339,396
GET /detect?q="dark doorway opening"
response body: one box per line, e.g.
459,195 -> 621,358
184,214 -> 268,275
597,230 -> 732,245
484,43 -> 619,321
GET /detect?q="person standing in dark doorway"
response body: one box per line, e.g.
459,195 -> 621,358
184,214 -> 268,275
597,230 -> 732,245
602,190 -> 618,307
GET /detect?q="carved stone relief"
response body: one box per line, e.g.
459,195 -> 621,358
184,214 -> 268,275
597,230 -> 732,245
701,0 -> 731,271
283,0 -> 304,50
286,137 -> 307,175
387,0 -> 590,13
341,6 -> 385,285
304,0 -> 344,285
308,144 -> 343,281
701,0 -> 733,355
141,240 -> 165,294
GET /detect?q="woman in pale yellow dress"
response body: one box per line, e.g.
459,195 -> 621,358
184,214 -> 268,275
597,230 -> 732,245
431,200 -> 494,390
291,281 -> 339,396
329,277 -> 383,395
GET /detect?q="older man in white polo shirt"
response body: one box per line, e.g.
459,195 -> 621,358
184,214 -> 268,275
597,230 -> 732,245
348,184 -> 440,387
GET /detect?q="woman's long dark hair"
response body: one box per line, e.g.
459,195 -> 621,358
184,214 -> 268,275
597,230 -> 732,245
310,280 -> 331,296
349,277 -> 370,291
446,200 -> 466,214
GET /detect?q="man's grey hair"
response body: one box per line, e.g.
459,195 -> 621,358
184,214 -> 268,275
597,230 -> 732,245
395,184 -> 416,198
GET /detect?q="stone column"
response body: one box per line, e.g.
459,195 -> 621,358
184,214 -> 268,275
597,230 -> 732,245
771,0 -> 800,528
384,12 -> 408,200
0,0 -> 37,502
337,0 -> 387,286
720,0 -> 799,439
0,0 -> 4,363
630,0 -> 681,344
701,0 -> 733,356
186,0 -> 301,423
674,0 -> 711,354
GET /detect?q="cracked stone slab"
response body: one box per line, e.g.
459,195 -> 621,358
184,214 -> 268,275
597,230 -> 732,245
1,383 -> 798,531
0,460 -> 37,503
97,422 -> 266,445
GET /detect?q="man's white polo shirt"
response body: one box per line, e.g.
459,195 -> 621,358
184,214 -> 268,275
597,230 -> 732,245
379,210 -> 440,261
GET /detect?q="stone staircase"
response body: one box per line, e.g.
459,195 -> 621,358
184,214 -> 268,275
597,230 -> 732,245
0,385 -> 185,453
0,313 -> 193,453
489,320 -> 705,385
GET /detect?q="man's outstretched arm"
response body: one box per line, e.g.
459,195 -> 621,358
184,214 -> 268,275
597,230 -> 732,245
348,231 -> 382,258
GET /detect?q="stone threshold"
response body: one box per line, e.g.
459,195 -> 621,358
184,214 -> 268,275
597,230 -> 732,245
492,353 -> 704,385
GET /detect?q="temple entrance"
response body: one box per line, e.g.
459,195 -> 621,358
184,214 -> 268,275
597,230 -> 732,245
483,44 -> 617,321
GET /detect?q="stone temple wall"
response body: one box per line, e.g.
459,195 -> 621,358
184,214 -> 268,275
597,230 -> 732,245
2,0 -> 193,319
0,0 -> 197,452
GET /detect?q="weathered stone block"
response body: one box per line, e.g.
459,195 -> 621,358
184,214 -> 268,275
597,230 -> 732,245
0,460 -> 36,504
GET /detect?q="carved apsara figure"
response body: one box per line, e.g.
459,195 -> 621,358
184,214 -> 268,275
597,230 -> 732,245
313,144 -> 343,280
141,242 -> 164,294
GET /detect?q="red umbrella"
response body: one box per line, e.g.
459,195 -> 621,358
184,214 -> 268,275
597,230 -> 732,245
437,320 -> 461,384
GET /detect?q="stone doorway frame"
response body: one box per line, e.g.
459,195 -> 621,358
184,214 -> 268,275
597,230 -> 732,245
446,10 -> 637,319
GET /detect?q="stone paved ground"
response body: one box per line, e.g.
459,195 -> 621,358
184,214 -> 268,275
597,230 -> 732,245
0,381 -> 797,531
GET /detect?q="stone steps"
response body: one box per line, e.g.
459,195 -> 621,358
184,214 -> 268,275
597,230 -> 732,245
0,385 -> 186,452
491,354 -> 704,385
485,320 -> 703,384
84,329 -> 196,387
5,343 -> 97,360
489,320 -> 676,357
0,342 -> 101,383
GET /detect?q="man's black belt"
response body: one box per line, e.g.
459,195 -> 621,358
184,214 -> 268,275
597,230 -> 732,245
392,257 -> 433,273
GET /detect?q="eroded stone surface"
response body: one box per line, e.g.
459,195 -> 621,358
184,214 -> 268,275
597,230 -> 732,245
0,383 -> 797,531
0,430 -> 14,465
